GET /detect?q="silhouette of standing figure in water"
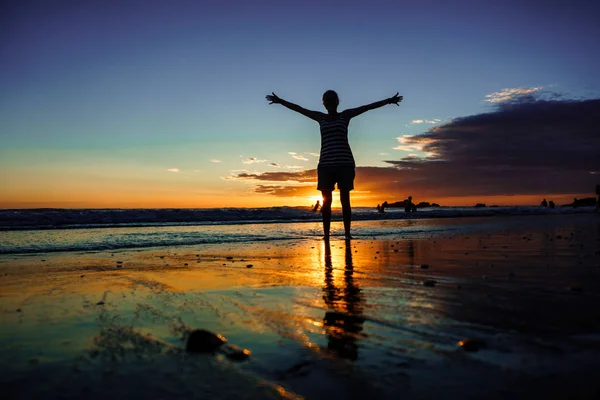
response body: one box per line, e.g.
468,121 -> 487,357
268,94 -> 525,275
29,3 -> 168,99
312,200 -> 321,212
266,90 -> 403,239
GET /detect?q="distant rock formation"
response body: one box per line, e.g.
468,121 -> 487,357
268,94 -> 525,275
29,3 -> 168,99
564,197 -> 596,207
387,200 -> 440,209
474,203 -> 486,208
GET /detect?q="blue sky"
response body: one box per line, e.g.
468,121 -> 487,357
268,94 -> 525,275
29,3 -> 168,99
1,0 -> 599,207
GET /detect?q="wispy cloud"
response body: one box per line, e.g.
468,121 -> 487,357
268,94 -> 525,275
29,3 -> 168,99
379,152 -> 389,156
307,152 -> 320,157
411,119 -> 441,125
269,162 -> 281,168
393,135 -> 429,153
167,168 -> 180,173
288,152 -> 297,155
210,159 -> 221,163
242,157 -> 267,164
227,170 -> 316,184
292,155 -> 309,161
484,87 -> 543,103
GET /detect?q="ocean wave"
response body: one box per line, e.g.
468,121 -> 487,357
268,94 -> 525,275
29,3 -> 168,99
0,206 -> 595,231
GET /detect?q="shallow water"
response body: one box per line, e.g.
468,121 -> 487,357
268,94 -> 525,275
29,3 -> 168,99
1,213 -> 595,255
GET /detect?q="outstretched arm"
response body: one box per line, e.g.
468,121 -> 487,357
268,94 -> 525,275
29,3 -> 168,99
342,93 -> 403,120
266,92 -> 323,121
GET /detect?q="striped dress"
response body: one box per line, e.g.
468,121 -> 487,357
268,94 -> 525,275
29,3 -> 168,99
318,114 -> 355,168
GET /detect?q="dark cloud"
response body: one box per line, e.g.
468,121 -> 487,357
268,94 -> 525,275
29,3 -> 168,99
232,170 -> 316,183
231,99 -> 600,201
385,98 -> 600,196
254,185 -> 315,197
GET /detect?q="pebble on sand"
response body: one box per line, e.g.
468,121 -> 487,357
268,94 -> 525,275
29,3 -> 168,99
222,344 -> 251,361
459,338 -> 486,352
423,279 -> 437,287
186,329 -> 227,353
420,264 -> 429,269
246,264 -> 253,268
226,256 -> 233,260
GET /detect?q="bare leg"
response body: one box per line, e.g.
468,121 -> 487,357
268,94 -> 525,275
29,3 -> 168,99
321,190 -> 333,239
340,189 -> 352,239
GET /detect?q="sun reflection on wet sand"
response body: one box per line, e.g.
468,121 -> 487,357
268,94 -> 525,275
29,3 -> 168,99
1,215 -> 600,398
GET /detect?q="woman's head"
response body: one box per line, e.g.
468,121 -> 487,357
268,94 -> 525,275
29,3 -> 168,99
322,90 -> 339,113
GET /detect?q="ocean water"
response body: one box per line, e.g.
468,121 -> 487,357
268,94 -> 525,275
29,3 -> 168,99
0,206 -> 596,255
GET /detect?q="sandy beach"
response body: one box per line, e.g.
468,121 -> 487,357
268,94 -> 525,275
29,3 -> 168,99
2,214 -> 600,399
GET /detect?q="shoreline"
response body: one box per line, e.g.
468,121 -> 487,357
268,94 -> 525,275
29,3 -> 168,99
1,205 -> 596,232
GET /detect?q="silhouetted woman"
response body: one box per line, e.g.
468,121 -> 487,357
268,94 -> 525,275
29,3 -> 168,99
266,90 -> 402,239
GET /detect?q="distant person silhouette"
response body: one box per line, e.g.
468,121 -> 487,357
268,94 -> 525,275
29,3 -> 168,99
312,200 -> 321,212
549,200 -> 555,209
573,197 -> 578,209
541,198 -> 548,207
381,201 -> 389,212
596,184 -> 600,212
267,90 -> 403,240
405,196 -> 416,213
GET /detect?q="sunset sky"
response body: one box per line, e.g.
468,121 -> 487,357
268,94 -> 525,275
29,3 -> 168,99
2,0 -> 599,208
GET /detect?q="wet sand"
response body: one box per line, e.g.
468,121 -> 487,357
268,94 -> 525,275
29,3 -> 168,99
1,214 -> 600,399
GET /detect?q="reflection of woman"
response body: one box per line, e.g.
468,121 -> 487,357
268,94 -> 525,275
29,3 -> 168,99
322,241 -> 364,360
267,90 -> 402,240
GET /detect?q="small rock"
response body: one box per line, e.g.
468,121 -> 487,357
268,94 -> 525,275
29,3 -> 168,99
116,261 -> 123,264
80,275 -> 85,278
226,256 -> 233,260
246,264 -> 253,268
458,338 -> 486,352
393,249 -> 399,252
420,264 -> 429,269
16,308 -> 22,313
222,344 -> 251,361
41,259 -> 46,262
423,279 -> 437,287
96,301 -> 105,306
186,329 -> 227,353
184,263 -> 188,266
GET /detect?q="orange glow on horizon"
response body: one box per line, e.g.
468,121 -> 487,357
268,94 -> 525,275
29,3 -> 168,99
0,191 -> 593,209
